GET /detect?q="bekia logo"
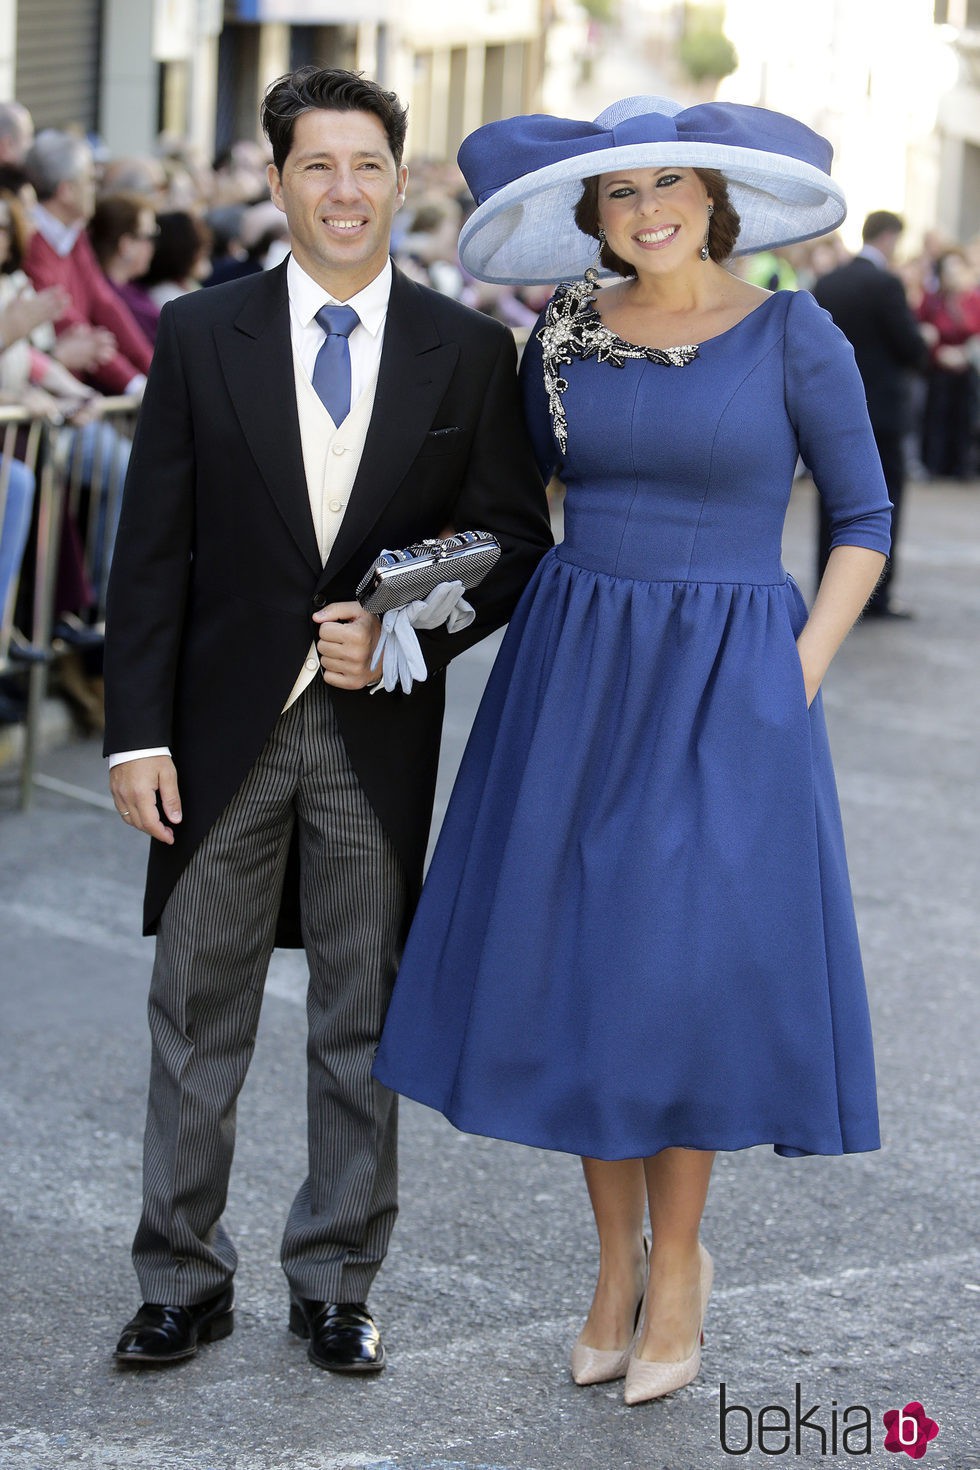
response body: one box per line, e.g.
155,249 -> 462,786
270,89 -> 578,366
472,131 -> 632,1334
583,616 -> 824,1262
882,1401 -> 940,1459
719,1383 -> 872,1456
719,1384 -> 942,1458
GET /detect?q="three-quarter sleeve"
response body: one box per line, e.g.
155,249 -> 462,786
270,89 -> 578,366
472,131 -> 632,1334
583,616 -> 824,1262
784,289 -> 892,555
518,304 -> 563,485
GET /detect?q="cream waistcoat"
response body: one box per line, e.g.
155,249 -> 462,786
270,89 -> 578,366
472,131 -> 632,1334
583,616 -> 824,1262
282,344 -> 381,710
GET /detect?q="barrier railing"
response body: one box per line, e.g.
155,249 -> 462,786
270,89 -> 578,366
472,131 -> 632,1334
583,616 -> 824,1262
0,396 -> 139,808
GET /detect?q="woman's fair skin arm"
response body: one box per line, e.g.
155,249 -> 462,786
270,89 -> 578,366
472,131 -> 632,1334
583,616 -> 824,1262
796,545 -> 886,706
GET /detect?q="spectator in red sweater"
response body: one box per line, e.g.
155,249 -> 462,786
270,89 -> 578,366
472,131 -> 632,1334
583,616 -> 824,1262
917,247 -> 980,478
21,130 -> 153,398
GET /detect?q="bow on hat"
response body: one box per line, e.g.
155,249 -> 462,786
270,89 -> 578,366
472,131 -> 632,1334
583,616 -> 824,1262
459,101 -> 835,209
455,95 -> 845,283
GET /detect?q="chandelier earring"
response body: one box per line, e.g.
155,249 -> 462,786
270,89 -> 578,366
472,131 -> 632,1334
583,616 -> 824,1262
584,227 -> 606,287
700,204 -> 715,262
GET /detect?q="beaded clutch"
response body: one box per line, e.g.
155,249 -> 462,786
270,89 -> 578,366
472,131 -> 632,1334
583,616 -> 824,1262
356,531 -> 500,615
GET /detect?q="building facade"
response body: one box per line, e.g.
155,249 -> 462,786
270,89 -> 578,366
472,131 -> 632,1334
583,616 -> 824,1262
0,0 -> 545,166
718,0 -> 971,250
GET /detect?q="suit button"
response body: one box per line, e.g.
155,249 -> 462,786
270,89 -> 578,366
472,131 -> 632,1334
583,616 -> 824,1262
305,656 -> 318,672
328,498 -> 344,513
311,591 -> 327,610
332,443 -> 346,456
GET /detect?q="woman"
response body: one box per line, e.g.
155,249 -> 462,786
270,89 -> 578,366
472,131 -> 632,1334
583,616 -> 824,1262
88,192 -> 160,347
916,247 -> 980,478
373,97 -> 890,1405
137,209 -> 211,308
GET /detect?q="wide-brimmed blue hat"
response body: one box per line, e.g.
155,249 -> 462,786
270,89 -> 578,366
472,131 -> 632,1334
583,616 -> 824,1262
457,95 -> 845,284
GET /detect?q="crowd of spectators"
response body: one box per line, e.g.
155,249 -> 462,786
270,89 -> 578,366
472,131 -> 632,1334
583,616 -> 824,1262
740,230 -> 980,481
1,92 -> 979,730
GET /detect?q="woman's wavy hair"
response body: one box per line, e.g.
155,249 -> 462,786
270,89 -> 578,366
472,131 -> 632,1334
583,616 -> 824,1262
574,167 -> 740,276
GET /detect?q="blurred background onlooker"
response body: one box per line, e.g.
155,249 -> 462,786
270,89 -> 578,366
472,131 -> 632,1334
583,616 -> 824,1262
811,210 -> 932,619
22,130 -> 153,396
0,100 -> 33,169
0,183 -> 130,632
916,248 -> 980,480
397,197 -> 467,298
202,203 -> 261,289
89,192 -> 161,346
137,209 -> 211,308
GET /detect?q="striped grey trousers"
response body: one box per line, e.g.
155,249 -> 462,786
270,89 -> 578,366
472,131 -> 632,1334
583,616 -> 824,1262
132,677 -> 407,1306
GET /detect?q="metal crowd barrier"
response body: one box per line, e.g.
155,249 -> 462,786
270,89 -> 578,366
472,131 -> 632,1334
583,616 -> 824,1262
0,396 -> 140,809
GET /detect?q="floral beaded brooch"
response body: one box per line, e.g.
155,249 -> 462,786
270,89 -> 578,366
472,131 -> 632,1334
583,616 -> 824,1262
536,280 -> 699,454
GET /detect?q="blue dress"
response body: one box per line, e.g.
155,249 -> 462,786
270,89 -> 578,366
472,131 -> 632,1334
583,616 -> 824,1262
373,285 -> 890,1160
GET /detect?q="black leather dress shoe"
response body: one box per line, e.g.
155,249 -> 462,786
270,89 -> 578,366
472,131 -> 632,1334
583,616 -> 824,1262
288,1296 -> 386,1373
114,1286 -> 234,1365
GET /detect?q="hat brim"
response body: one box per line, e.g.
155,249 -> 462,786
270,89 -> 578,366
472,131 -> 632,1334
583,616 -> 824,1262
458,142 -> 846,285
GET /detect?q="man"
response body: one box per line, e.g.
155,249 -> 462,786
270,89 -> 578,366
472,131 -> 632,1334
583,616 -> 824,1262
0,100 -> 33,166
104,66 -> 551,1374
812,210 -> 929,617
22,130 -> 153,396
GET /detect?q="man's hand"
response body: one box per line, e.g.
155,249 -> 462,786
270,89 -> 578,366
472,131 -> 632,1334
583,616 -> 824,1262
313,602 -> 382,689
109,755 -> 183,844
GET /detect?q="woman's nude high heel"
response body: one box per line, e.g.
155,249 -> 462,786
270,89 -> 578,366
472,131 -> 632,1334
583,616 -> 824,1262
623,1242 -> 713,1405
570,1237 -> 649,1386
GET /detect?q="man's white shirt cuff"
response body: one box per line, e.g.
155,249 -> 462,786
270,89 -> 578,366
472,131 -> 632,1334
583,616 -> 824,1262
108,747 -> 171,767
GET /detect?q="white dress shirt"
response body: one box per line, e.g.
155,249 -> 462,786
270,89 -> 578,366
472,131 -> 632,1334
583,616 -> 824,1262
286,252 -> 390,403
109,255 -> 393,767
857,244 -> 889,272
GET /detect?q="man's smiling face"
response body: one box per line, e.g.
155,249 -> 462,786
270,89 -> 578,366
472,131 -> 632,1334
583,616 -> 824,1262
268,107 -> 408,298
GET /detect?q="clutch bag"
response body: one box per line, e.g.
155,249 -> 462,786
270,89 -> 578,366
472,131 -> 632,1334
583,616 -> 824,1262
356,531 -> 500,615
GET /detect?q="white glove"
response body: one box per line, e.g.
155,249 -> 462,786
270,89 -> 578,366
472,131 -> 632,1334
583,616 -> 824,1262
373,580 -> 476,693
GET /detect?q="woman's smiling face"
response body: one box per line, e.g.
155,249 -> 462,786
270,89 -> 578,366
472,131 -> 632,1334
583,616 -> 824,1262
597,167 -> 713,275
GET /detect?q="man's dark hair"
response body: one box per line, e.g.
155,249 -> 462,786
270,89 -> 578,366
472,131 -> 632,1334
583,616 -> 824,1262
862,210 -> 904,244
261,66 -> 409,174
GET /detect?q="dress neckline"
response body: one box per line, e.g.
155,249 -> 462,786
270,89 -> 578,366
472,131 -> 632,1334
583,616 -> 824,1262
587,287 -> 788,356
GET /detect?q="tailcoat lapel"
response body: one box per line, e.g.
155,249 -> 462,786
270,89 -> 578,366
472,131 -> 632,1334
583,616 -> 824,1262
213,262 -> 321,573
318,265 -> 460,589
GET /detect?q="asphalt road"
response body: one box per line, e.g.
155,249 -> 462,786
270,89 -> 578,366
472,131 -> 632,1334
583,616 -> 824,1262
1,479 -> 977,1470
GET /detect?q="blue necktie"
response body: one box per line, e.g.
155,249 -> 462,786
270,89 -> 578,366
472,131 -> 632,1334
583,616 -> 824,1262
312,304 -> 360,426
